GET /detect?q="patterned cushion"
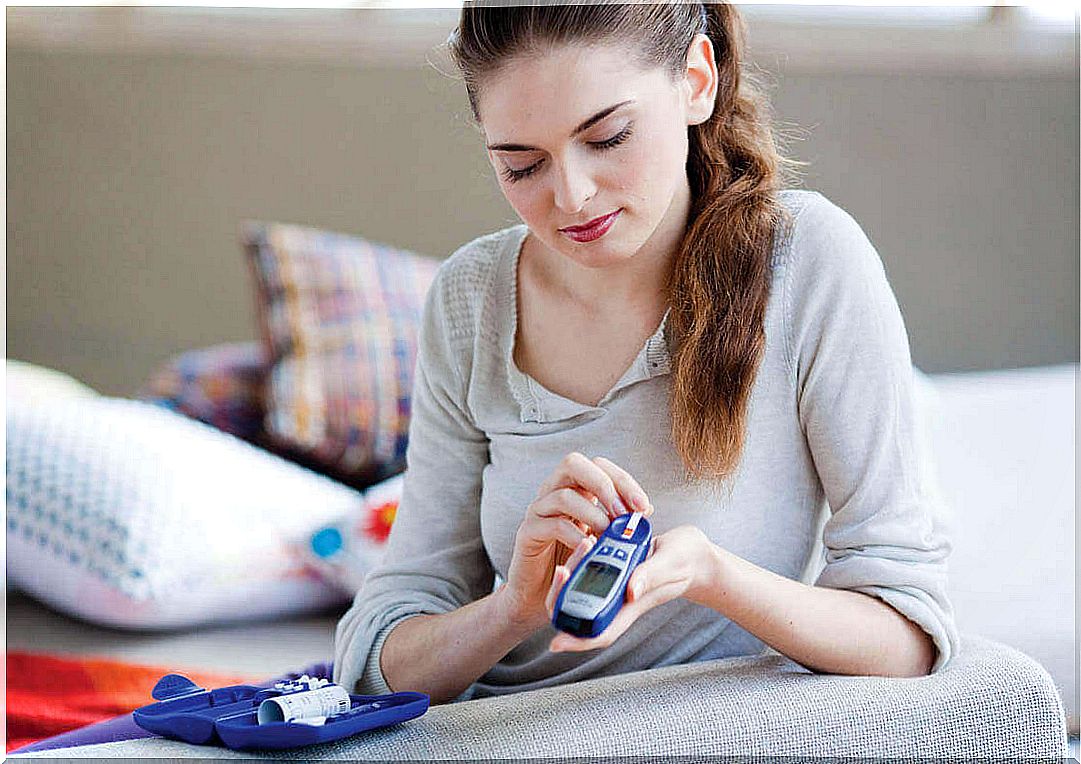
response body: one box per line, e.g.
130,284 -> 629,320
6,395 -> 366,629
300,473 -> 403,595
139,342 -> 267,441
241,222 -> 439,488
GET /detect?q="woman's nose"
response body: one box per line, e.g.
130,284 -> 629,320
551,160 -> 597,215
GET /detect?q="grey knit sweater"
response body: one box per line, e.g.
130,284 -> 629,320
333,189 -> 959,700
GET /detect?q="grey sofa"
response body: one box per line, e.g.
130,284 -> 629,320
11,360 -> 1072,759
13,634 -> 1066,758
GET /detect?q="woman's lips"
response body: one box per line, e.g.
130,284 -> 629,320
559,209 -> 622,242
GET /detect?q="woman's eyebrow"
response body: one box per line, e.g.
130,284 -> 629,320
486,99 -> 635,152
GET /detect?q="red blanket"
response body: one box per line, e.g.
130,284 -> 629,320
6,651 -> 254,752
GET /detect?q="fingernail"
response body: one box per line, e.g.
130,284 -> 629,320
613,497 -> 629,515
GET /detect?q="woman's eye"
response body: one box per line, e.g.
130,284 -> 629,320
501,163 -> 540,183
500,125 -> 633,184
590,125 -> 633,150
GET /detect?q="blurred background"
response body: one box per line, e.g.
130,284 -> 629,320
5,4 -> 1079,752
6,3 -> 1078,395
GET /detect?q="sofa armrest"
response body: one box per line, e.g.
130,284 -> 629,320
391,634 -> 1065,757
13,634 -> 1065,759
139,341 -> 267,442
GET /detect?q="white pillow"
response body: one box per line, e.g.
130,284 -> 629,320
6,396 -> 367,629
300,474 -> 402,595
7,359 -> 100,403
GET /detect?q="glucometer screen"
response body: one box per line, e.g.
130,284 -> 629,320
571,561 -> 621,597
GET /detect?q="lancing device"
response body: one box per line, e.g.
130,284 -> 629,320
552,511 -> 652,639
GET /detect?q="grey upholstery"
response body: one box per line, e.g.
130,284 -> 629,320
13,635 -> 1066,759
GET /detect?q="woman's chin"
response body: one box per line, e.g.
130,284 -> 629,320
562,248 -> 631,271
554,235 -> 637,269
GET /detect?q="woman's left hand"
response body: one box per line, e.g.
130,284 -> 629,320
544,524 -> 718,652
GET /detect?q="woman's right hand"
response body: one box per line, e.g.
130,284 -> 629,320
499,452 -> 654,630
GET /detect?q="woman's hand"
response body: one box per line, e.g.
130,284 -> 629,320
544,524 -> 718,652
500,453 -> 654,632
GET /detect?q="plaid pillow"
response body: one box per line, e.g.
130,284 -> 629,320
241,222 -> 439,488
139,342 -> 268,442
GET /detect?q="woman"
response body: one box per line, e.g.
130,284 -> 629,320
334,1 -> 958,705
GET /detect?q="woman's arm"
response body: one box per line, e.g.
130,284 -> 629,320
694,543 -> 935,677
549,195 -> 956,672
781,193 -> 957,671
693,195 -> 945,676
380,453 -> 651,704
334,262 -> 497,697
379,586 -> 542,704
547,524 -> 934,677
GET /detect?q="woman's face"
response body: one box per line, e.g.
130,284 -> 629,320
477,38 -> 716,272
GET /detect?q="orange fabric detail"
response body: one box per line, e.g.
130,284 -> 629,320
6,651 -> 255,752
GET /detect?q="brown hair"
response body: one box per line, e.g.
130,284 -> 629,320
447,1 -> 803,481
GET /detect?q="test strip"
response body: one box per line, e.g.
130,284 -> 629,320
621,511 -> 642,539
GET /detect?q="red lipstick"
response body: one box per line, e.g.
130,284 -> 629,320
559,209 -> 621,243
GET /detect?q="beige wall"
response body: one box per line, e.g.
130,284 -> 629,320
7,43 -> 1078,395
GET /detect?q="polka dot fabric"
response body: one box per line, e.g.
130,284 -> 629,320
6,396 -> 366,629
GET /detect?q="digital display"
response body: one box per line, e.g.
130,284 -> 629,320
570,561 -> 621,598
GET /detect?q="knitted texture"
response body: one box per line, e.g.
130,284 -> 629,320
11,636 -> 1066,758
333,190 -> 960,701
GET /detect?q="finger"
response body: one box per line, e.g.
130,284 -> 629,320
519,515 -> 591,555
591,456 -> 653,516
538,452 -> 628,519
550,602 -> 634,652
563,532 -> 596,573
531,486 -> 610,536
625,578 -> 685,613
545,534 -> 595,612
544,564 -> 572,616
626,566 -> 649,603
624,553 -> 668,603
551,580 -> 685,653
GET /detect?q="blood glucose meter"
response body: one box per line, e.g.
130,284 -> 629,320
552,511 -> 653,638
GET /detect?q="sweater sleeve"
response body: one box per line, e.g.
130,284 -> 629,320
783,192 -> 960,672
333,263 -> 493,697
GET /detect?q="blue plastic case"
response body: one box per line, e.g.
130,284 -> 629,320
552,512 -> 653,638
132,673 -> 429,751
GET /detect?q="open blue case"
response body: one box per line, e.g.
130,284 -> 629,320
132,673 -> 429,751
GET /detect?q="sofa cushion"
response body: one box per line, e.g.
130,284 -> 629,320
139,342 -> 268,442
925,363 -> 1076,724
5,395 -> 366,629
241,222 -> 439,488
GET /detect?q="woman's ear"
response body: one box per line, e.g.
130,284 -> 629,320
683,33 -> 718,126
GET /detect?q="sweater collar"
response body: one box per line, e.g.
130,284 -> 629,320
500,225 -> 671,425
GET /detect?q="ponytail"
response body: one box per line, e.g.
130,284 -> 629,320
667,3 -> 801,480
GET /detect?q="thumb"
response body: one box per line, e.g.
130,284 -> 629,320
627,567 -> 648,602
545,565 -> 572,615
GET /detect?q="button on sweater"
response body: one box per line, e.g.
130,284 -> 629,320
333,189 -> 960,700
